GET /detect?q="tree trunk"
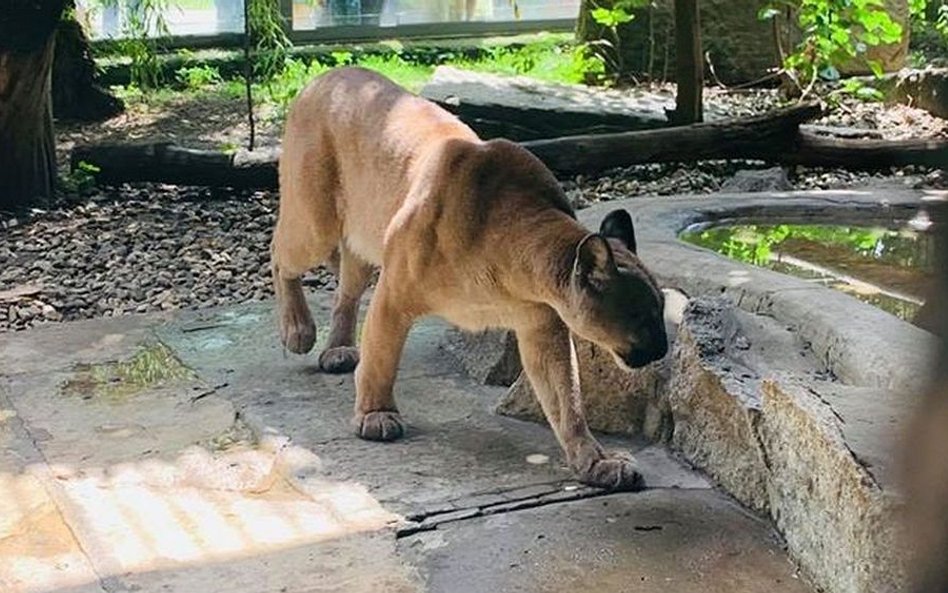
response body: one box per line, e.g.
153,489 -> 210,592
576,0 -> 608,43
669,0 -> 702,124
52,10 -> 124,122
0,0 -> 67,210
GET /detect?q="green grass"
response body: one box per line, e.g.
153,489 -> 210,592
451,41 -> 603,84
115,38 -> 603,122
253,40 -> 599,108
355,53 -> 434,91
166,0 -> 216,11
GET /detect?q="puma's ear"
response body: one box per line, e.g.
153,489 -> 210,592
599,209 -> 637,254
573,233 -> 617,288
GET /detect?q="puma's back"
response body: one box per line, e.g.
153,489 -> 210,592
278,67 -> 481,266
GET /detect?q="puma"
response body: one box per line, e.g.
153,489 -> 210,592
271,67 -> 668,491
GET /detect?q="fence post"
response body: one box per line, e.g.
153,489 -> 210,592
279,0 -> 294,33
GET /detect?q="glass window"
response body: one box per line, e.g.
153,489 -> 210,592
293,0 -> 579,29
74,0 -> 578,40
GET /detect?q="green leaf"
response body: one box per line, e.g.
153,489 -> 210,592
758,7 -> 781,20
591,6 -> 634,27
591,7 -> 613,24
855,85 -> 885,101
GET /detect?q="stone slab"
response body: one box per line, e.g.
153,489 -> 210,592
0,313 -> 161,376
46,532 -> 422,593
0,381 -> 101,593
760,377 -> 906,593
398,488 -> 814,593
421,67 -> 728,141
663,296 -> 909,593
156,300 -> 710,516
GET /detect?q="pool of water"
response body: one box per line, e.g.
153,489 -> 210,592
680,223 -> 937,324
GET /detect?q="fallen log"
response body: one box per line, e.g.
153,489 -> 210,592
70,142 -> 279,188
522,103 -> 823,175
786,132 -> 948,169
70,102 -> 947,187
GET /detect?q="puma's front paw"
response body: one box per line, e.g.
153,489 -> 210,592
354,410 -> 405,441
279,308 -> 316,354
318,346 -> 360,374
578,451 -> 645,492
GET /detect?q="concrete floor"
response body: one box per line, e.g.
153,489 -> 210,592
0,295 -> 813,593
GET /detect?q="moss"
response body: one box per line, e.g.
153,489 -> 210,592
63,342 -> 194,401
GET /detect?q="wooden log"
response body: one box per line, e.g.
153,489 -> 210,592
786,132 -> 948,169
70,142 -> 279,189
70,102 -> 948,188
521,102 -> 822,176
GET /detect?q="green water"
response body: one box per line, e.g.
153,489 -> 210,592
680,223 -> 936,323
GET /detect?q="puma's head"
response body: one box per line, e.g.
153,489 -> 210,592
562,209 -> 668,369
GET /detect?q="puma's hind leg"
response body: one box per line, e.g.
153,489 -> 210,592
272,126 -> 342,355
271,231 -> 336,355
318,245 -> 373,373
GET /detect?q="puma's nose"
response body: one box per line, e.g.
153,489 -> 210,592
622,331 -> 668,368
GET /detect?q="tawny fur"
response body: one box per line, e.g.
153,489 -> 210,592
272,67 -> 666,491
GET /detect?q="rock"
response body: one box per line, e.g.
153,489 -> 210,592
441,328 -> 521,387
497,338 -> 672,439
666,298 -> 770,511
41,304 -> 62,321
664,296 -> 910,593
758,377 -> 907,593
494,288 -> 688,439
420,67 -> 700,141
867,67 -> 948,120
720,167 -> 792,193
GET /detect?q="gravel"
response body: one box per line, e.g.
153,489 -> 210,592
0,185 -> 333,332
562,161 -> 945,209
2,86 -> 945,333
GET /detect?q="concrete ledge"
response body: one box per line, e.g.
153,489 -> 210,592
667,299 -> 771,511
760,377 -> 906,593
